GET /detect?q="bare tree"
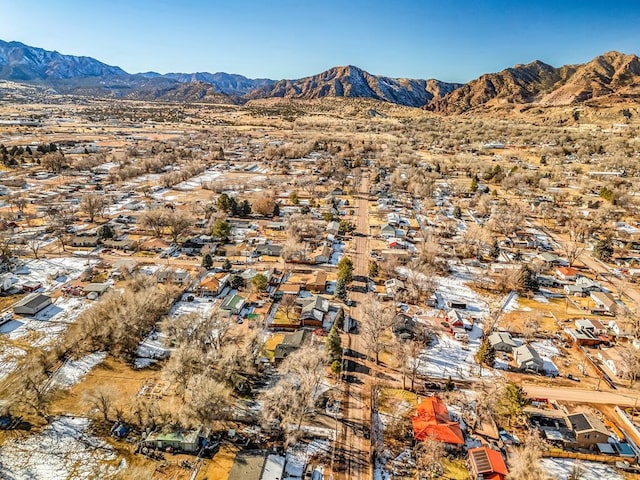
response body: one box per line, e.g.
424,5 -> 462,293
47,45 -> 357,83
7,193 -> 28,216
260,344 -> 325,436
84,386 -> 115,423
414,436 -> 446,477
361,299 -> 394,364
182,374 -> 231,427
562,240 -> 585,267
620,344 -> 640,386
80,193 -> 107,222
25,239 -> 44,259
507,431 -> 549,480
166,210 -> 193,243
139,209 -> 168,237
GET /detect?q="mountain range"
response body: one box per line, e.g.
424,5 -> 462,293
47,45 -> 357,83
1,39 -> 640,113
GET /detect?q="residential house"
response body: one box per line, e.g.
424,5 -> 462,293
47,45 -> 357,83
468,447 -> 509,480
312,245 -> 332,264
71,235 -> 99,248
513,344 -> 544,372
197,273 -> 228,297
298,295 -> 330,328
590,291 -> 618,313
488,332 -> 518,353
140,237 -> 171,253
412,396 -> 464,445
220,294 -> 246,316
392,313 -> 419,340
575,276 -> 600,292
273,329 -> 310,362
566,413 -> 611,450
564,284 -> 587,297
326,221 -> 340,236
156,268 -> 190,286
575,319 -> 606,335
254,243 -> 283,258
380,224 -> 396,238
385,278 -> 405,298
565,328 -> 603,347
82,283 -> 110,298
598,347 -> 625,378
447,309 -> 473,331
607,319 -> 634,338
144,427 -> 202,453
556,267 -> 578,281
538,252 -> 563,265
307,271 -> 327,293
13,293 -> 52,316
103,238 -> 138,251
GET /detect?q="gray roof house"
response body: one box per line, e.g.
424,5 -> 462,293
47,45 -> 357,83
513,344 -> 544,372
13,293 -> 52,316
488,332 -> 518,353
299,295 -> 330,323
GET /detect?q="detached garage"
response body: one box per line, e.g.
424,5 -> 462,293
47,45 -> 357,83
13,293 -> 52,316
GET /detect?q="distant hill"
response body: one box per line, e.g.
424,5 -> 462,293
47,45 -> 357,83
244,65 -> 462,107
0,40 -> 126,81
428,51 -> 640,114
1,39 -> 639,112
141,72 -> 275,96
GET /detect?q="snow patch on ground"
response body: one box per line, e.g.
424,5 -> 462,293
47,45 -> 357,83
16,257 -> 97,293
540,458 -> 623,480
285,440 -> 330,479
0,416 -> 122,480
0,345 -> 25,382
52,352 -> 107,389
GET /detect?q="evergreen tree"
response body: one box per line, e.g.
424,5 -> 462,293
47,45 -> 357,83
368,260 -> 379,278
202,253 -> 213,270
495,381 -> 530,426
470,174 -> 479,193
453,205 -> 462,219
251,273 -> 268,292
326,325 -> 342,364
211,219 -> 231,241
221,258 -> 232,271
489,239 -> 500,260
593,237 -> 614,262
518,265 -> 539,292
97,224 -> 115,240
335,278 -> 347,300
239,199 -> 252,217
273,203 -> 280,217
476,338 -> 496,367
337,256 -> 354,284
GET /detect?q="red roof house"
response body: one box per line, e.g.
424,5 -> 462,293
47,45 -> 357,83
412,396 -> 464,445
468,447 -> 508,480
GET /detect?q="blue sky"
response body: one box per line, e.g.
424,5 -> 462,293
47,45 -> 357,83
1,0 -> 639,82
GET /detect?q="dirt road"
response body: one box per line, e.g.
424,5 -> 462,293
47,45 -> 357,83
337,176 -> 371,480
523,384 -> 640,407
